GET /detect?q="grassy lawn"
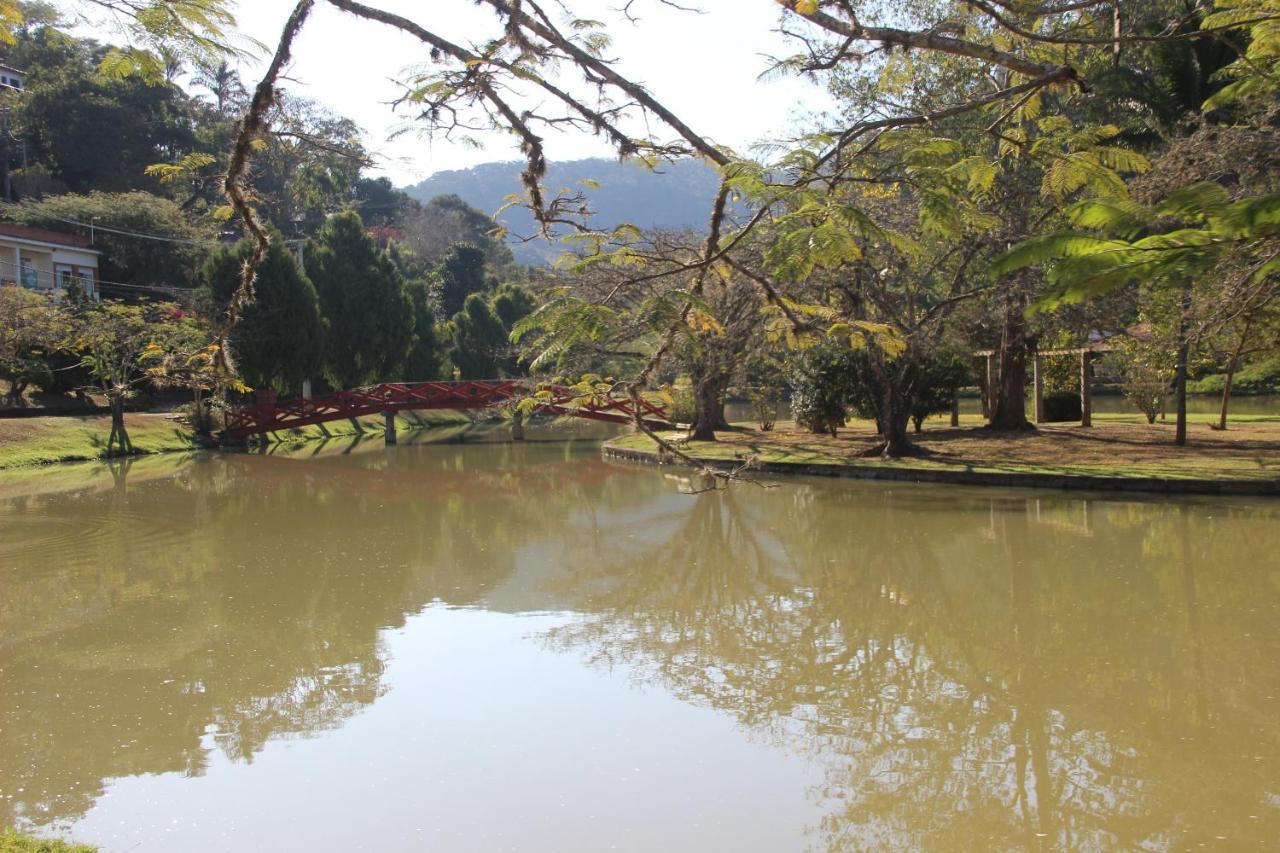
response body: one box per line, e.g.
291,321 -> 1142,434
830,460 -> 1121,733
0,829 -> 95,853
609,411 -> 1280,482
0,409 -> 471,470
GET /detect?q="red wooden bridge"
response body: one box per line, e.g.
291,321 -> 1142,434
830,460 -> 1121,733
222,379 -> 672,439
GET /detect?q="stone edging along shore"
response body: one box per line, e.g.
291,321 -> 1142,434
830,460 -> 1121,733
601,442 -> 1280,497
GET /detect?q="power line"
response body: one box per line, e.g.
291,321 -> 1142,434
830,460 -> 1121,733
19,213 -> 223,247
0,259 -> 197,296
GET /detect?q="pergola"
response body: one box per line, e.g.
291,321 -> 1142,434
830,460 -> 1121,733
975,343 -> 1113,427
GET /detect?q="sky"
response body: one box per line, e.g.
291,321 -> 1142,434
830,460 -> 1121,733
226,0 -> 834,187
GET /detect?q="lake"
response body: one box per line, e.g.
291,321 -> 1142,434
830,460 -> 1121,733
2,425 -> 1279,851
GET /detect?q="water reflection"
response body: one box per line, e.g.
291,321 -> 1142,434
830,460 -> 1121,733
542,485 -> 1280,849
1,441 -> 1278,850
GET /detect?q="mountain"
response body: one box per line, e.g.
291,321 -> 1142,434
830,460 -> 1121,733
402,158 -> 722,265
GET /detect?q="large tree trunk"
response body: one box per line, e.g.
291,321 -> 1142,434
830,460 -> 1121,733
881,388 -> 915,459
875,374 -> 917,459
990,292 -> 1032,431
689,363 -> 731,441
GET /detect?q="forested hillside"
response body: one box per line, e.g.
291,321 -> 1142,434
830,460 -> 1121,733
404,158 -> 724,264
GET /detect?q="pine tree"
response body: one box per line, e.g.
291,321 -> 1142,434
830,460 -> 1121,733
203,232 -> 324,394
306,211 -> 414,389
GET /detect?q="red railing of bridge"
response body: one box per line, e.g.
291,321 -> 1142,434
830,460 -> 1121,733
222,379 -> 672,439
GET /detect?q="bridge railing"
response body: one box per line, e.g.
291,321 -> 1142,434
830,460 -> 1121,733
222,379 -> 671,438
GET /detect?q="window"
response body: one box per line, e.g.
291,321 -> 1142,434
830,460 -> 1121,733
19,258 -> 37,289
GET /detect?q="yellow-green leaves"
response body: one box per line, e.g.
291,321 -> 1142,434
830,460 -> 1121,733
0,0 -> 22,45
144,153 -> 219,185
998,184 -> 1280,307
1202,0 -> 1280,109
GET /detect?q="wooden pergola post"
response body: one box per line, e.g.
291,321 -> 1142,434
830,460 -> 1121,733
1033,353 -> 1045,424
1080,351 -> 1093,427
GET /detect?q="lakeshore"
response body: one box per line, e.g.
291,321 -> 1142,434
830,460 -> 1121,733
0,409 -> 472,470
605,412 -> 1280,495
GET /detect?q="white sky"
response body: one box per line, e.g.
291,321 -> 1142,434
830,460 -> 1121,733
226,0 -> 834,186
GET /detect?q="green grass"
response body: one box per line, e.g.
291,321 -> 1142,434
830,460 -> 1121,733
0,409 -> 473,470
0,413 -> 202,469
609,413 -> 1280,484
1,829 -> 96,853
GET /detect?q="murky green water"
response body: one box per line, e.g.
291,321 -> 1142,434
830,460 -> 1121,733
2,427 -> 1279,851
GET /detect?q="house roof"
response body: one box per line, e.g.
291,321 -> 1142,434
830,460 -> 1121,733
0,222 -> 100,252
0,63 -> 25,75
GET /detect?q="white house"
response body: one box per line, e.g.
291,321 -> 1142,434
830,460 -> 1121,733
0,63 -> 24,90
0,223 -> 101,299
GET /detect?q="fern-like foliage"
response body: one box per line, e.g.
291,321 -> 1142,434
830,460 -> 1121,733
996,182 -> 1280,306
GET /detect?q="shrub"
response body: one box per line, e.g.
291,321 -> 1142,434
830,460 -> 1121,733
786,343 -> 855,436
746,386 -> 780,431
1043,390 -> 1082,422
1106,336 -> 1175,423
910,352 -> 970,432
667,377 -> 697,425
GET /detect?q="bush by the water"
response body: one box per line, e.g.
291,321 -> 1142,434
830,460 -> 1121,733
786,344 -> 970,436
1188,357 -> 1280,396
786,344 -> 855,436
1043,390 -> 1082,422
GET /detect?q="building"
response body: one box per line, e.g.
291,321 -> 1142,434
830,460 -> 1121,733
0,64 -> 23,90
0,223 -> 101,299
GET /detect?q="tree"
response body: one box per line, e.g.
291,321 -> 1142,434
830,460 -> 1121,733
191,59 -> 246,117
998,181 -> 1280,444
203,232 -> 324,394
434,243 -> 491,319
1,1 -> 241,85
909,352 -> 970,433
0,282 -> 66,404
1107,332 -> 1176,424
786,342 -> 855,437
11,28 -> 203,195
70,300 -> 205,456
491,282 -> 535,328
400,278 -> 443,380
491,282 -> 535,376
402,194 -> 513,269
354,177 -> 420,229
250,95 -> 368,236
306,211 -> 413,389
221,0 -> 1278,466
444,292 -> 510,379
1206,301 -> 1280,429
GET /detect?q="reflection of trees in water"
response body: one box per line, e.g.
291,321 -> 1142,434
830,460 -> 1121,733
0,447 -> 660,829
545,486 -> 1280,850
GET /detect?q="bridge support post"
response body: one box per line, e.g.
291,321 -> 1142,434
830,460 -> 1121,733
384,411 -> 397,445
512,409 -> 525,442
